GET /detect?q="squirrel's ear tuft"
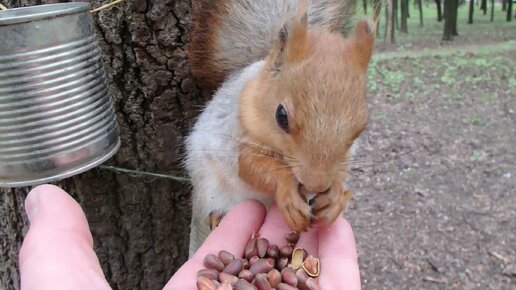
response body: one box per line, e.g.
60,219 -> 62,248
270,0 -> 310,74
349,20 -> 376,70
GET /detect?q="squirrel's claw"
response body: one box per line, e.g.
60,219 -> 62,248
209,212 -> 225,231
311,187 -> 351,225
276,182 -> 313,232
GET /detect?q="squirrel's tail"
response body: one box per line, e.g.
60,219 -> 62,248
189,0 -> 356,93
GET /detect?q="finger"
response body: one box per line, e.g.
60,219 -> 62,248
165,199 -> 266,290
257,203 -> 293,247
318,217 -> 361,290
19,184 -> 111,290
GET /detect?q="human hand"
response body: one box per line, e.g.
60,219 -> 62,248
19,185 -> 360,290
166,201 -> 361,290
19,184 -> 111,290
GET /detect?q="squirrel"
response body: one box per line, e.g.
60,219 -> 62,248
185,0 -> 376,256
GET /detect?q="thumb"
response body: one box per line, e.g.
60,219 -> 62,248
317,217 -> 361,290
19,184 -> 111,290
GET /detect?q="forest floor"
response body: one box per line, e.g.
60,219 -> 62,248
346,5 -> 515,290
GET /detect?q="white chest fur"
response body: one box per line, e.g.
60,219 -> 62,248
185,61 -> 271,256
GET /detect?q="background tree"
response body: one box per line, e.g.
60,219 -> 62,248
418,0 -> 424,26
469,0 -> 475,23
452,0 -> 459,35
375,0 -> 383,36
481,0 -> 487,14
507,0 -> 513,21
385,0 -> 396,43
435,0 -> 444,21
490,0 -> 494,21
443,0 -> 460,40
502,0 -> 507,11
0,0 -> 207,289
394,0 -> 399,29
401,0 -> 409,32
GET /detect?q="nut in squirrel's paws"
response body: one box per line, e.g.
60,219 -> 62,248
311,186 -> 351,225
276,183 -> 313,232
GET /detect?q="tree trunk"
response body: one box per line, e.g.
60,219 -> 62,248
394,0 -> 399,30
363,0 -> 368,14
443,0 -> 459,40
418,0 -> 424,26
507,0 -> 513,21
481,0 -> 487,14
452,0 -> 459,36
392,0 -> 397,42
502,0 -> 507,11
385,0 -> 396,43
469,0 -> 475,23
490,0 -> 495,21
407,0 -> 411,17
436,0 -> 444,21
401,0 -> 409,32
0,188 -> 28,290
0,0 -> 207,289
375,0 -> 382,37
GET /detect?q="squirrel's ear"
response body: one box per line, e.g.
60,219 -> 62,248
270,0 -> 309,73
348,20 -> 375,70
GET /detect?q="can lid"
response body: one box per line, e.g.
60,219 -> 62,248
0,2 -> 90,26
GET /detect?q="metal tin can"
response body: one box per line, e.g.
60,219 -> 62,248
0,2 -> 120,187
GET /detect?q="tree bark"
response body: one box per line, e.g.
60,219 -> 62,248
1,0 -> 207,289
391,0 -> 397,42
385,0 -> 393,42
469,0 -> 475,23
398,0 -> 403,30
507,0 -> 513,21
418,0 -> 424,26
443,0 -> 459,40
481,0 -> 487,14
443,0 -> 452,40
401,0 -> 409,32
436,0 -> 444,21
452,0 -> 459,36
375,0 -> 382,37
490,0 -> 495,21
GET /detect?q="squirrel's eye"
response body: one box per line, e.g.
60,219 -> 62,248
275,104 -> 289,133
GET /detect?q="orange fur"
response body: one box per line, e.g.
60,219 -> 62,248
238,14 -> 375,230
188,0 -> 227,94
189,0 -> 359,94
239,141 -> 313,231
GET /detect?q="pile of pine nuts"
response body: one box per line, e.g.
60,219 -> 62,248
196,231 -> 321,290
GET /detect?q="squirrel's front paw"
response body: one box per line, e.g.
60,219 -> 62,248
312,186 -> 351,225
276,184 -> 313,232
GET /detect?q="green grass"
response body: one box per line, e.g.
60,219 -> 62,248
509,78 -> 516,89
469,150 -> 486,162
367,43 -> 515,104
470,115 -> 485,126
478,94 -> 493,102
359,2 -> 515,112
441,66 -> 457,85
354,2 -> 515,48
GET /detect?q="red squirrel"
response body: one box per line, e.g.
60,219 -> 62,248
185,0 -> 376,256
